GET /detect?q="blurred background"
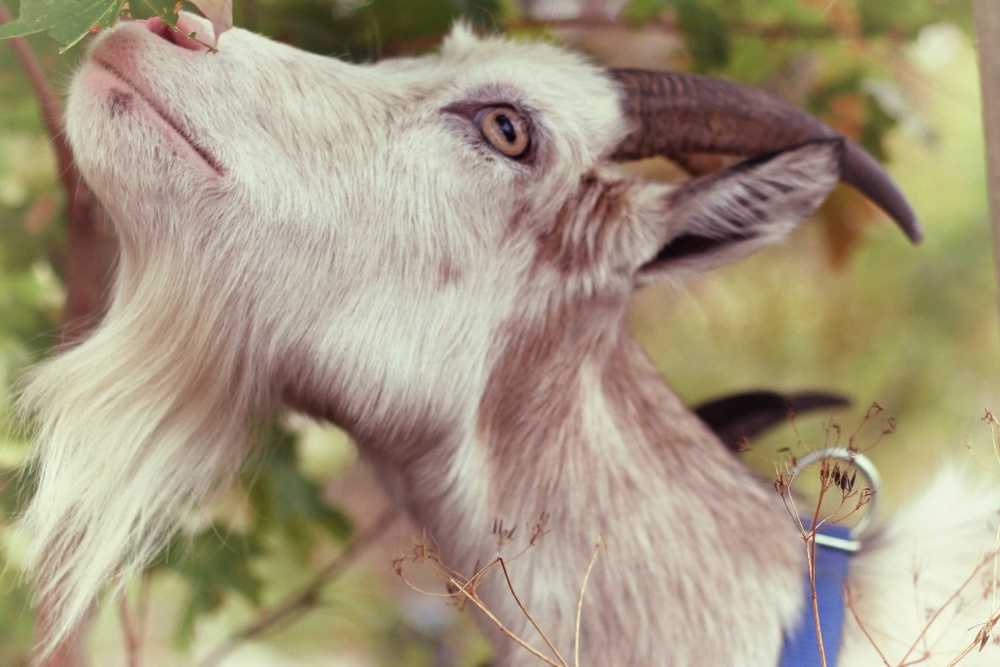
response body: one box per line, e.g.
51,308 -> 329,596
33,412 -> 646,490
1,0 -> 997,665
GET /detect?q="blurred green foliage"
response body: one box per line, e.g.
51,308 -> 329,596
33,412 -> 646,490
1,0 -> 995,664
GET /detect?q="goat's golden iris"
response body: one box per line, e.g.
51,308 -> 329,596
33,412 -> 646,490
477,106 -> 530,159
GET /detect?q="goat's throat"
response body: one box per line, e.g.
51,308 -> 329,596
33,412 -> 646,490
478,331 -> 753,526
387,330 -> 805,664
363,322 -> 796,566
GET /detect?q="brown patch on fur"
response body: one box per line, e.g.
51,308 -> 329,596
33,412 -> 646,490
107,90 -> 134,118
438,257 -> 464,287
600,330 -> 716,460
507,204 -> 525,232
481,313 -> 582,460
478,305 -> 713,486
533,174 -> 634,275
476,292 -> 628,502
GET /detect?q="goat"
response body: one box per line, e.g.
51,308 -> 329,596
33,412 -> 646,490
17,13 -> 1000,665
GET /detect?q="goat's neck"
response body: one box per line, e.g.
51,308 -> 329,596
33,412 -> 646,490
389,313 -> 790,543
353,311 -> 805,664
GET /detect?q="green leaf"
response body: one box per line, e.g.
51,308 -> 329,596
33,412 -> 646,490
858,0 -> 931,38
0,0 -> 127,51
675,0 -> 730,71
159,530 -> 265,647
0,564 -> 33,665
858,91 -> 898,162
252,430 -> 354,547
623,0 -> 669,23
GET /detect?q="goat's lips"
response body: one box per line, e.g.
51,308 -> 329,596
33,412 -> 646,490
144,15 -> 211,52
82,32 -> 223,176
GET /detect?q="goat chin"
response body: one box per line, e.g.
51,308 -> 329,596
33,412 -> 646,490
15,12 -> 1000,666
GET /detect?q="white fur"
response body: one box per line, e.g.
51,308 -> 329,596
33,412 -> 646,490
17,14 -> 1000,666
841,465 -> 1000,664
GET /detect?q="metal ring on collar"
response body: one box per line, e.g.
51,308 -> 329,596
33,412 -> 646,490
788,447 -> 881,553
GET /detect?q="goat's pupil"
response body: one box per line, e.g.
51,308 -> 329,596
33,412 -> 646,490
496,114 -> 517,144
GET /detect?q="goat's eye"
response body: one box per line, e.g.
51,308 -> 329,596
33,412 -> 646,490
476,106 -> 531,159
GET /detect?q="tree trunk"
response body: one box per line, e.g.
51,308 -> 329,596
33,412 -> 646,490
973,0 -> 1000,344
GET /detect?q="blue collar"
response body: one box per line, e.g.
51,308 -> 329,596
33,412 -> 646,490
779,523 -> 854,667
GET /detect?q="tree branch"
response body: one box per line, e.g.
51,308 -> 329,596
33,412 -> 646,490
0,0 -> 117,345
195,506 -> 397,667
500,15 -> 842,41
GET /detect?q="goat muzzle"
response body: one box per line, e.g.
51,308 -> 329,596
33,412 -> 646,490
609,68 -> 922,243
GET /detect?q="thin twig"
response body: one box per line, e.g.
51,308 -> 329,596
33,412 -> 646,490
993,520 -> 1000,622
195,506 -> 397,667
897,551 -> 997,666
808,465 -> 830,667
118,590 -> 143,667
445,570 -> 563,667
843,580 -> 894,667
497,557 -> 567,666
396,555 -> 566,667
947,610 -> 1000,666
846,550 -> 998,667
574,535 -> 604,667
400,552 -> 504,600
398,560 -> 564,667
395,523 -> 585,667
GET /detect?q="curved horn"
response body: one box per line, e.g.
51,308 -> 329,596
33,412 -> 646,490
609,69 -> 922,243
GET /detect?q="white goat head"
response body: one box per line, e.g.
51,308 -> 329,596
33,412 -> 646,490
24,13 -> 985,667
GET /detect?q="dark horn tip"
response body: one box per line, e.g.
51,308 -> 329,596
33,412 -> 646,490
866,186 -> 923,244
840,143 -> 923,244
898,211 -> 924,245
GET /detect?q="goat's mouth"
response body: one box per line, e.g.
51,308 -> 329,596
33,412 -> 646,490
89,58 -> 224,177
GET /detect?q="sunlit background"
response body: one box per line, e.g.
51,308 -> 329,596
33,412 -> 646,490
1,1 -> 997,665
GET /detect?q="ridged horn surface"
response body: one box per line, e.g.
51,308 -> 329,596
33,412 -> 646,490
609,69 -> 922,243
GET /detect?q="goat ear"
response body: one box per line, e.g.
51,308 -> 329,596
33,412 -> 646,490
635,139 -> 844,283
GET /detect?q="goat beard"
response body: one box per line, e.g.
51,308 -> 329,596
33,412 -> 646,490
16,260 -> 268,654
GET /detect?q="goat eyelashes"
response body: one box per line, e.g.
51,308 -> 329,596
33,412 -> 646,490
18,13 -> 1000,667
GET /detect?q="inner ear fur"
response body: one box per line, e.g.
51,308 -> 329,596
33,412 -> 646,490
637,139 -> 845,280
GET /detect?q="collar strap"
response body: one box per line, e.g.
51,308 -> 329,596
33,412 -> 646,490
778,448 -> 880,666
779,522 -> 854,667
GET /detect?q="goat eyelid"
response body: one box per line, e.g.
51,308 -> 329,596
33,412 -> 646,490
442,101 -> 536,162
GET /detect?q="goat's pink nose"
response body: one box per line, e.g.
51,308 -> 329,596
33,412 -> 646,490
144,16 -> 210,52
